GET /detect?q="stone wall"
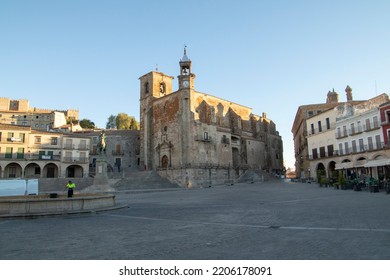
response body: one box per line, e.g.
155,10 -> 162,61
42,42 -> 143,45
157,167 -> 245,188
38,178 -> 94,193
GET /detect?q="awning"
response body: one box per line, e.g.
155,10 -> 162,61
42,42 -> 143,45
335,162 -> 354,170
364,158 -> 390,168
354,160 -> 368,168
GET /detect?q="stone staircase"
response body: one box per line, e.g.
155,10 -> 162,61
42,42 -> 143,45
113,170 -> 182,191
237,169 -> 277,183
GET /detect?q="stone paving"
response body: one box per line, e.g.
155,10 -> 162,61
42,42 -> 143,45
1,180 -> 390,260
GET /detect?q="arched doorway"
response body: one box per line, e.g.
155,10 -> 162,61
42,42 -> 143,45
5,163 -> 23,178
43,163 -> 59,178
66,165 -> 84,178
25,163 -> 41,178
328,161 -> 336,179
316,162 -> 326,181
161,155 -> 169,169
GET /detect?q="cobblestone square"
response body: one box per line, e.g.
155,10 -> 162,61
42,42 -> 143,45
1,180 -> 390,260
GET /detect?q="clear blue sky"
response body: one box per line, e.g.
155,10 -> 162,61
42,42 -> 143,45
1,0 -> 390,169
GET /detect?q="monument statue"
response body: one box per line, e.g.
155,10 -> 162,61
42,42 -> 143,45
97,130 -> 106,155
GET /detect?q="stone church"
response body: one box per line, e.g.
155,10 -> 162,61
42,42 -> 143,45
139,49 -> 283,187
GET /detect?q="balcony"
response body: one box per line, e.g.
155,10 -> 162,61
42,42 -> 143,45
335,131 -> 348,139
112,150 -> 125,156
195,135 -> 212,142
63,144 -> 89,150
0,154 -> 61,161
62,157 -> 89,163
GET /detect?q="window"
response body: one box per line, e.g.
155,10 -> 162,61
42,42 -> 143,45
311,123 -> 315,134
327,145 -> 334,157
357,121 -> 362,133
144,82 -> 149,94
375,135 -> 382,149
326,118 -> 330,130
373,116 -> 379,128
337,127 -> 341,138
35,136 -> 41,144
51,137 -> 58,145
5,147 -> 13,159
359,139 -> 364,152
17,148 -> 24,159
7,132 -> 14,142
319,147 -> 326,158
365,119 -> 371,131
344,142 -> 349,154
159,82 -> 166,94
368,137 -> 374,150
343,126 -> 347,137
204,132 -> 209,140
19,133 -> 25,143
80,139 -> 87,150
318,121 -> 322,132
312,148 -> 318,159
352,140 -> 357,153
339,143 -> 343,155
350,123 -> 355,135
386,111 -> 390,123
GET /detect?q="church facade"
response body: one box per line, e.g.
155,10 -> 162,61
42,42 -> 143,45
139,49 -> 283,187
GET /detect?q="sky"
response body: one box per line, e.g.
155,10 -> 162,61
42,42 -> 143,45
1,0 -> 390,169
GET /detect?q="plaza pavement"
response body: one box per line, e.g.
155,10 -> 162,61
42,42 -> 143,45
1,179 -> 390,260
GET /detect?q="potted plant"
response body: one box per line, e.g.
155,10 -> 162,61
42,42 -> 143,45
337,172 -> 346,190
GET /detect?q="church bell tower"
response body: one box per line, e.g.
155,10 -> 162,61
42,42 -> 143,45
178,46 -> 196,90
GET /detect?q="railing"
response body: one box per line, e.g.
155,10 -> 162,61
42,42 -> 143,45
309,142 -> 385,159
62,157 -> 89,163
0,137 -> 25,144
335,123 -> 381,139
63,144 -> 89,150
112,150 -> 124,156
0,154 -> 61,161
307,124 -> 335,136
195,135 -> 212,142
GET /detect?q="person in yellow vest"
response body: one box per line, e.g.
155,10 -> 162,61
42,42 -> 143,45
66,180 -> 76,198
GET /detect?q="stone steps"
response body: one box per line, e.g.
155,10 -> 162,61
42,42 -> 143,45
113,170 -> 181,190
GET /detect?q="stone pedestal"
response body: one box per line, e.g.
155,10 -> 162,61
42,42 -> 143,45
93,158 -> 109,185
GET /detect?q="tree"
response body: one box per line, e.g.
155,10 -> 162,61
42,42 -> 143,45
106,115 -> 117,129
116,113 -> 131,130
129,116 -> 140,130
116,113 -> 139,130
79,118 -> 95,129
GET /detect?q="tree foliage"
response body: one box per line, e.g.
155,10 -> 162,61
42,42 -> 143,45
107,113 -> 139,130
106,114 -> 117,129
79,118 -> 95,129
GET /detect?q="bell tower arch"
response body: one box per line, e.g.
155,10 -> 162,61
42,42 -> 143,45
178,46 -> 196,90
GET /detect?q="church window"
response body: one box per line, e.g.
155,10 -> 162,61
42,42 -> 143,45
159,82 -> 166,94
144,82 -> 149,94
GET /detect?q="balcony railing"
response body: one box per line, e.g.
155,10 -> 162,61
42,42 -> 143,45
62,157 -> 89,163
335,123 -> 381,139
0,154 -> 61,161
112,150 -> 124,156
309,142 -> 385,160
63,144 -> 89,150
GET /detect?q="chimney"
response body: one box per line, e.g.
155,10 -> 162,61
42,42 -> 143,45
345,85 -> 353,101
